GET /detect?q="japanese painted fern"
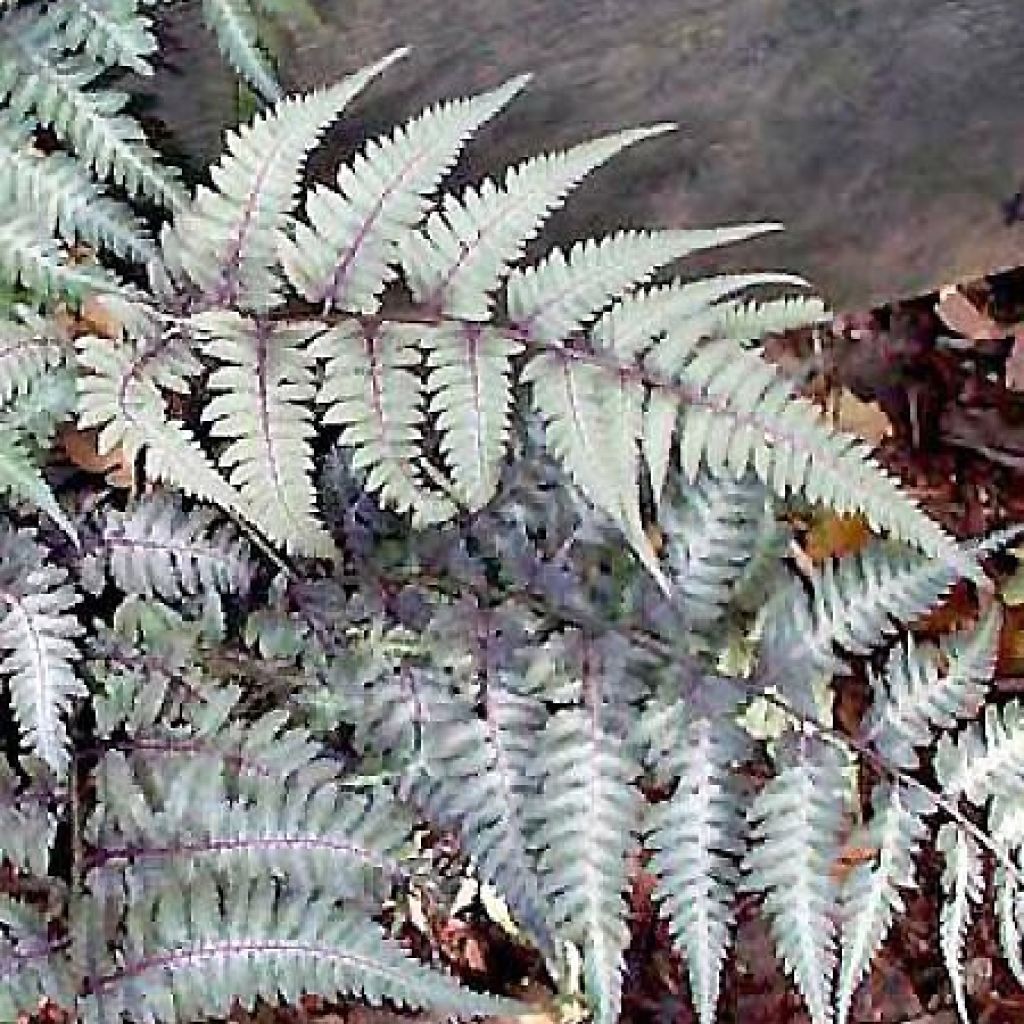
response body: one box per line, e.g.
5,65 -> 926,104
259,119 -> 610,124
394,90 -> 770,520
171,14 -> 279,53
2,25 -> 1023,1024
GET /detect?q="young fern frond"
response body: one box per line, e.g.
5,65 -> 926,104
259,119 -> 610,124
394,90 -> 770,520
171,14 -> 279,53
0,529 -> 84,777
201,0 -> 281,103
195,311 -> 336,557
744,741 -> 846,1024
92,491 -> 253,600
865,606 -> 1001,769
162,50 -> 405,311
647,714 -> 746,1024
280,74 -> 529,313
938,823 -> 984,1024
836,783 -> 930,1024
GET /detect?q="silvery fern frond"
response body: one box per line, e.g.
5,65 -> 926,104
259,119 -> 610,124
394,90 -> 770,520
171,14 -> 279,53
201,0 -> 281,103
280,75 -> 528,313
81,878 -> 523,1024
647,714 -> 746,1024
195,311 -> 336,557
94,491 -> 252,600
0,112 -> 155,263
6,52 -> 185,207
507,224 -> 783,344
937,700 -> 1024,806
716,294 -> 831,349
865,606 -> 1001,769
744,741 -> 846,1024
47,0 -> 158,76
996,862 -> 1024,988
0,427 -> 76,539
0,758 -> 56,875
646,334 -> 959,565
398,124 -> 674,320
531,638 -> 643,1024
761,541 -> 966,686
661,471 -> 774,639
76,334 -> 247,517
0,315 -> 64,410
0,203 -> 124,300
0,896 -> 75,1023
162,50 -> 405,311
312,320 -> 456,525
938,823 -> 984,1023
836,783 -> 930,1024
0,529 -> 83,777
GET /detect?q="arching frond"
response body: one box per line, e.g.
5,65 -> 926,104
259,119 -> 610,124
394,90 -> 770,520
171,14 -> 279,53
938,823 -> 984,1024
201,0 -> 280,102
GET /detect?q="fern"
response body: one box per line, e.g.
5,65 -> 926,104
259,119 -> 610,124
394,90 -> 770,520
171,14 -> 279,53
201,0 -> 281,103
0,528 -> 83,777
744,741 -> 846,1024
195,310 -> 336,557
91,491 -> 252,600
836,784 -> 930,1024
937,699 -> 1024,806
647,713 -> 746,1024
938,823 -> 984,1023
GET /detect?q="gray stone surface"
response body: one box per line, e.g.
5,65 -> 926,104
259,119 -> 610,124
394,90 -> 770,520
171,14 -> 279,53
146,0 -> 1024,309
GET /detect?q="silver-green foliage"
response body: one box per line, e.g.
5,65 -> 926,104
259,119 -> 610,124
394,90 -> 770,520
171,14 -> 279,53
1,34 -> 1023,1024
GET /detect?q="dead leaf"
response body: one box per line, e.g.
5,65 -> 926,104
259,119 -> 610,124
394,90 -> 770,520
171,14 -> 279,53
936,285 -> 1006,341
59,426 -> 133,489
830,844 -> 879,885
80,294 -> 124,339
829,387 -> 893,445
804,514 -> 873,563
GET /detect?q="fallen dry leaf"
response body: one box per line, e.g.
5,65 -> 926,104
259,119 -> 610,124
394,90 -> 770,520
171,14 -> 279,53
58,425 -> 133,489
804,513 -> 873,563
829,387 -> 893,445
935,285 -> 1006,341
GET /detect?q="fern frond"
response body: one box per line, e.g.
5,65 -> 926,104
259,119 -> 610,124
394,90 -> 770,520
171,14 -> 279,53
8,52 -> 185,207
0,427 -> 76,539
81,879 -> 522,1024
280,75 -> 528,313
524,351 -> 665,588
0,758 -> 56,875
648,335 -> 958,563
996,862 -> 1024,988
49,0 -> 158,75
865,607 -> 1001,769
195,311 -> 336,557
201,0 -> 280,102
938,823 -> 984,1023
647,715 -> 745,1024
424,322 -> 520,511
0,897 -> 74,1022
744,742 -> 846,1024
399,124 -> 674,319
508,224 -> 781,344
312,320 -> 455,525
836,783 -> 929,1024
761,541 -> 964,685
937,699 -> 1024,806
0,530 -> 83,777
404,615 -> 552,955
0,113 -> 155,263
163,51 -> 404,311
661,471 -> 773,637
533,703 -> 642,1024
97,491 -> 252,600
76,334 -> 247,518
715,294 -> 830,348
0,316 -> 64,408
0,203 -> 124,300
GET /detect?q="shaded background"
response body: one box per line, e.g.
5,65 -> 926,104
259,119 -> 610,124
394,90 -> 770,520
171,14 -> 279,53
144,0 -> 1024,310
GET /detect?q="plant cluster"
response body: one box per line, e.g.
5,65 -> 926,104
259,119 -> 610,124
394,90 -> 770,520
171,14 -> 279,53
1,4 -> 1023,1024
